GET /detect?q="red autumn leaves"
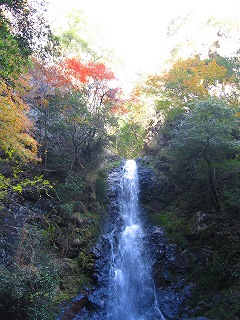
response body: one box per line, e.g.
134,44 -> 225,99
61,58 -> 115,84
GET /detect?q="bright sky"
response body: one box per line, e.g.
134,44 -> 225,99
46,0 -> 240,90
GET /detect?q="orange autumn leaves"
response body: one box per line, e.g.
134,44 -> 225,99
1,56 -> 118,162
0,79 -> 39,161
146,56 -> 230,105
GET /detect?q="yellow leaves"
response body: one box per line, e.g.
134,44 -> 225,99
42,98 -> 49,108
66,115 -> 90,125
159,56 -> 229,102
0,78 -> 39,162
12,184 -> 23,193
0,171 -> 52,202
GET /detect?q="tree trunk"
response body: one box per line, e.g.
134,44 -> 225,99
204,155 -> 221,212
43,106 -> 48,172
208,168 -> 221,212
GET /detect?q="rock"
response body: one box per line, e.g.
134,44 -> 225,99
88,287 -> 107,309
71,239 -> 82,248
137,162 -> 154,204
59,294 -> 89,320
69,215 -> 84,226
148,225 -> 194,319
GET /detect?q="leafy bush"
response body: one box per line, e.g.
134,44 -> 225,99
57,174 -> 85,201
0,265 -> 59,320
95,174 -> 107,203
167,98 -> 239,213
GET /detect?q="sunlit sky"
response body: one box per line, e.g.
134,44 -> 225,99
46,0 -> 240,90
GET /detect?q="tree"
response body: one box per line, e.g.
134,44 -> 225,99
27,55 -> 119,175
216,56 -> 240,111
0,0 -> 56,61
0,14 -> 28,80
61,57 -> 115,85
146,56 -> 229,110
46,91 -> 106,173
26,58 -> 72,170
57,11 -> 95,59
141,55 -> 240,147
112,88 -> 150,158
0,78 -> 39,161
46,56 -> 118,174
0,0 -> 57,162
168,98 -> 239,212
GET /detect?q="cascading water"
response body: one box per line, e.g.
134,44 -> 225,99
106,159 -> 164,320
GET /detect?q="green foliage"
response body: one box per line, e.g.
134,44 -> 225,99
0,223 -> 60,320
0,14 -> 28,80
194,254 -> 230,289
156,99 -> 185,121
190,237 -> 240,318
149,212 -> 170,227
0,265 -> 58,320
77,252 -> 95,276
1,0 -> 56,59
57,175 -> 85,202
145,55 -> 240,319
58,11 -> 95,58
0,0 -> 55,69
0,173 -> 9,200
0,166 -> 52,201
0,0 -> 57,166
115,120 -> 145,158
95,170 -> 107,203
59,202 -> 75,215
42,88 -> 111,174
150,209 -> 189,247
167,98 -> 239,212
0,10 -> 108,317
223,188 -> 240,210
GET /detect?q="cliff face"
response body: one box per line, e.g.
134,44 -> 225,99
0,161 -> 108,319
137,158 -> 240,320
137,161 -> 196,319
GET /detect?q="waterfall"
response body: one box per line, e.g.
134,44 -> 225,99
106,159 -> 164,320
57,159 -> 191,320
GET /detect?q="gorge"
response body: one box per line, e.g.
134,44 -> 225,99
58,160 -> 196,320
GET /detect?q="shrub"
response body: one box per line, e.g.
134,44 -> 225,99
0,264 -> 59,320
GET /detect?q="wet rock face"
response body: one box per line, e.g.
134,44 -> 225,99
137,160 -> 172,211
147,225 -> 194,319
136,163 -> 205,319
59,294 -> 89,320
137,162 -> 154,204
68,164 -> 124,319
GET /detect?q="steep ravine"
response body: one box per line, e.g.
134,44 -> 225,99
58,160 -> 208,320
